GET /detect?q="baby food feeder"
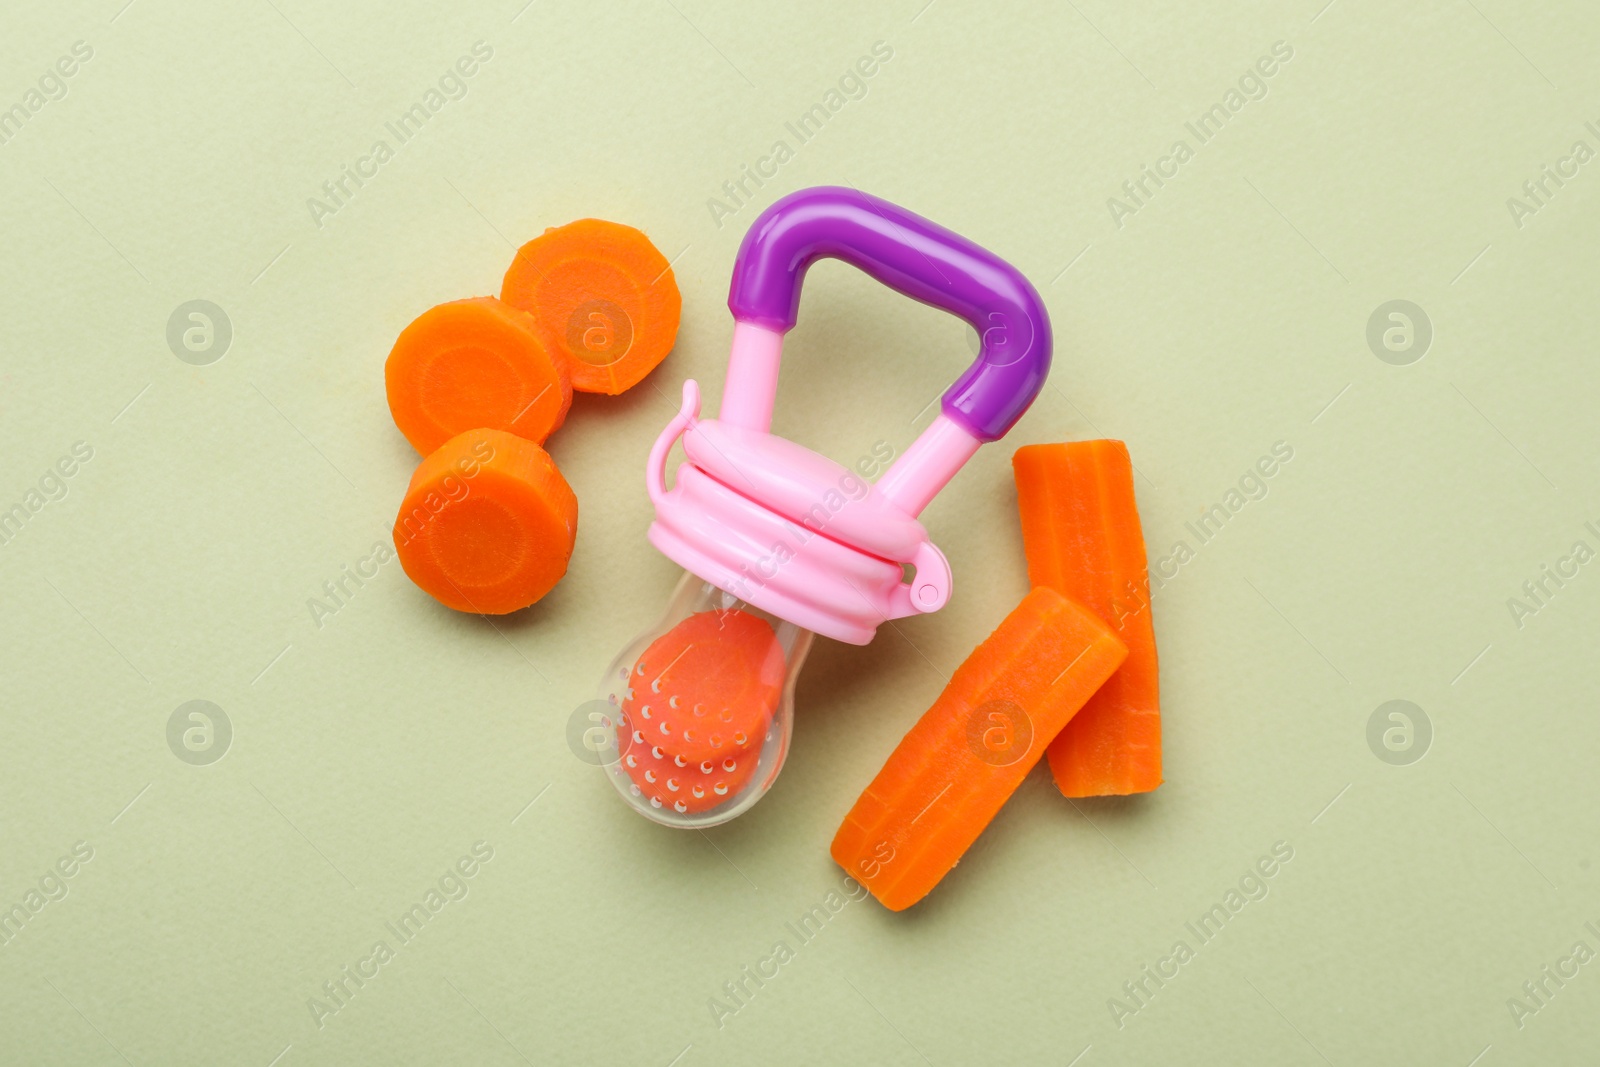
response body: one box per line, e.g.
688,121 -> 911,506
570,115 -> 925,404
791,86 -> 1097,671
597,186 -> 1052,826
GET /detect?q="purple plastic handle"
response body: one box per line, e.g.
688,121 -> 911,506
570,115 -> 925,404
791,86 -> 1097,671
728,186 -> 1051,442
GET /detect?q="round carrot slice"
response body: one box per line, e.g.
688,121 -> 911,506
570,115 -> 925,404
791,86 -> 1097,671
385,297 -> 572,454
620,745 -> 762,814
393,428 -> 577,614
619,609 -> 785,763
499,219 -> 681,396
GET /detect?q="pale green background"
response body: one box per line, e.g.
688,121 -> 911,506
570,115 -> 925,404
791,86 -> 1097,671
1,0 -> 1596,1064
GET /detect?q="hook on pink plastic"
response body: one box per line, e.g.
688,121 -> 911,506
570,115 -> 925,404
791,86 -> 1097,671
647,379 -> 700,507
886,541 -> 952,619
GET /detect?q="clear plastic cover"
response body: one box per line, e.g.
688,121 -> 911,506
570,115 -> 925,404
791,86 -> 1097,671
596,572 -> 812,827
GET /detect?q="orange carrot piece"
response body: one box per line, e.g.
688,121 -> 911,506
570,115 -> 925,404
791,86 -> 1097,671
614,607 -> 784,809
393,428 -> 577,614
385,297 -> 572,455
831,587 -> 1127,911
500,219 -> 681,395
618,608 -> 785,813
620,609 -> 786,763
1013,441 -> 1162,797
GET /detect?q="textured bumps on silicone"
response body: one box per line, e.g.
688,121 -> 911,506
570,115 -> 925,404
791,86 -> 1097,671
618,609 -> 785,764
619,742 -> 763,814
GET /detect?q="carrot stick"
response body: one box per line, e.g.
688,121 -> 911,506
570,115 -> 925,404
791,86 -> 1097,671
1012,441 -> 1162,797
385,297 -> 572,454
831,587 -> 1127,911
393,428 -> 577,614
500,219 -> 681,396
